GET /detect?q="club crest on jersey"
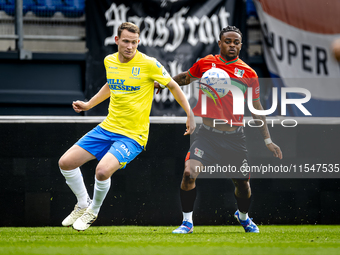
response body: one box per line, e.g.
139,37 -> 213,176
132,67 -> 140,77
234,68 -> 245,78
194,147 -> 204,158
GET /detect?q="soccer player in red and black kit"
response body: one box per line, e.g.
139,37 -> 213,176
157,26 -> 283,233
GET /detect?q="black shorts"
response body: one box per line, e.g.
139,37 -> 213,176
187,124 -> 250,178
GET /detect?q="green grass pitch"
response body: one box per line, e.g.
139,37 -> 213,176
0,225 -> 339,255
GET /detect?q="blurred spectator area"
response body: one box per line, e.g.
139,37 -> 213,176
0,1 -> 86,115
246,0 -> 262,58
0,0 -> 86,53
245,0 -> 269,111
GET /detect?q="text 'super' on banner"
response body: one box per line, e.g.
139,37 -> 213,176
254,0 -> 340,117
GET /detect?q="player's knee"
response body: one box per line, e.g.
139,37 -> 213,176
183,169 -> 191,178
183,168 -> 197,180
183,170 -> 197,185
58,156 -> 71,170
234,179 -> 250,190
95,171 -> 108,181
95,166 -> 110,181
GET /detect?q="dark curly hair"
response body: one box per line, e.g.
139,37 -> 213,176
219,26 -> 242,40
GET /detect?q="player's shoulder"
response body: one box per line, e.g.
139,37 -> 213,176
137,51 -> 162,67
137,51 -> 151,60
193,55 -> 220,69
198,54 -> 217,62
205,54 -> 217,60
235,58 -> 258,78
104,53 -> 118,62
136,51 -> 154,62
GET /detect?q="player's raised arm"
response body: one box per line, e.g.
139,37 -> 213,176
251,99 -> 283,159
73,83 -> 111,113
166,79 -> 196,135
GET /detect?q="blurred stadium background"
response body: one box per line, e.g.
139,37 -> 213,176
0,0 -> 340,227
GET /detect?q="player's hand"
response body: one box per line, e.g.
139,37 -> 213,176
266,142 -> 283,159
154,81 -> 164,94
184,110 -> 196,135
72,100 -> 91,113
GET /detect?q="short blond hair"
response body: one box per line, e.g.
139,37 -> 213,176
118,22 -> 140,37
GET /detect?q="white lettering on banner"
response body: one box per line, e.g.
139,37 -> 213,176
140,17 -> 156,47
198,15 -> 214,44
211,14 -> 221,43
218,7 -> 230,29
104,3 -> 130,46
253,0 -> 340,103
187,16 -> 200,46
164,7 -> 188,52
262,23 -> 329,76
154,13 -> 170,47
104,3 -> 230,52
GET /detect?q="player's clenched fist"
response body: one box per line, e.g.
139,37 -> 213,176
72,100 -> 90,113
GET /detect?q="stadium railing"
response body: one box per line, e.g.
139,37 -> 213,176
0,0 -> 86,54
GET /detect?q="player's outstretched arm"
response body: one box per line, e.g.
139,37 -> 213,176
154,71 -> 191,94
251,99 -> 283,159
73,83 -> 111,113
166,79 -> 196,135
173,71 -> 192,86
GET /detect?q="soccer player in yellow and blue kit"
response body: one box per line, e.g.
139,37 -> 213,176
58,22 -> 196,231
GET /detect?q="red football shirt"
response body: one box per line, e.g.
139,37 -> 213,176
188,55 -> 260,126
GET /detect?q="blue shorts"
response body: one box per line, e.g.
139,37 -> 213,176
76,125 -> 143,169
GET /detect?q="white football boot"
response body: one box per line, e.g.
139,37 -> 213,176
72,208 -> 97,231
62,198 -> 92,227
